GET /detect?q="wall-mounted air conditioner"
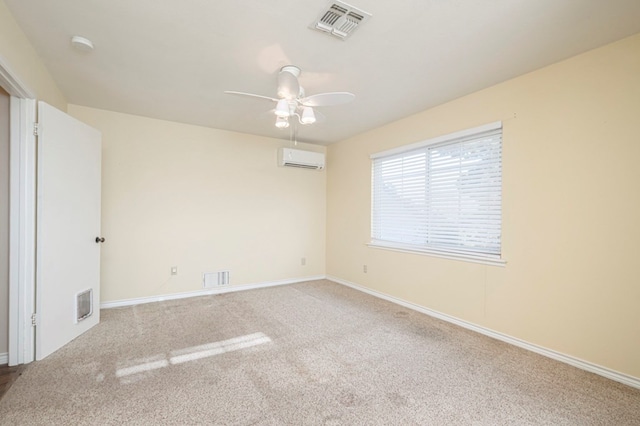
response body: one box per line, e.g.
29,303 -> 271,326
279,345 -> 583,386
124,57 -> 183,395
278,148 -> 325,170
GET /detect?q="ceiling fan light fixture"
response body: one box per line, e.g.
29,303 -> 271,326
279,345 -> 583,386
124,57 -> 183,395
275,99 -> 290,117
301,107 -> 316,124
275,116 -> 289,129
224,64 -> 355,131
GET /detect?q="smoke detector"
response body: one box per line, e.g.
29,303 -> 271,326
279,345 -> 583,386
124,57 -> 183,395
310,1 -> 372,40
70,35 -> 94,52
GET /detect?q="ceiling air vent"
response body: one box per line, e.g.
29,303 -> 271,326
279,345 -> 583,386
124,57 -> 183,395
311,1 -> 372,40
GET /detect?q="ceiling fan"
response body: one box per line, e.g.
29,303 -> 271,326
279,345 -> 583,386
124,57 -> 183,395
224,65 -> 355,129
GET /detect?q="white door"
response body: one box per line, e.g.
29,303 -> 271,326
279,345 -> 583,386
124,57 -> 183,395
35,102 -> 102,360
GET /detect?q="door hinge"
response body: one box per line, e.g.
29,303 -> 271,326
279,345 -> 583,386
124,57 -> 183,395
31,313 -> 37,327
33,122 -> 40,136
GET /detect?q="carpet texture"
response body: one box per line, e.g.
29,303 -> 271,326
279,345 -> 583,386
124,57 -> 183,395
1,279 -> 639,425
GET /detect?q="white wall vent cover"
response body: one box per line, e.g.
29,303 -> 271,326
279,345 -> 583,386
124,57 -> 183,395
278,148 -> 326,170
204,271 -> 230,287
310,1 -> 372,40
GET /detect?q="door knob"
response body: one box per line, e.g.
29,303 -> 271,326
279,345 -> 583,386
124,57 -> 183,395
95,237 -> 105,243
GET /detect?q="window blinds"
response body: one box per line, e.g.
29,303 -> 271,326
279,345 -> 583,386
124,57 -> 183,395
371,124 -> 502,260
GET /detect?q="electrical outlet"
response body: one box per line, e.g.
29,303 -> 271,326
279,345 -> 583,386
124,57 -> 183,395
363,265 -> 368,273
171,266 -> 178,275
301,257 -> 306,266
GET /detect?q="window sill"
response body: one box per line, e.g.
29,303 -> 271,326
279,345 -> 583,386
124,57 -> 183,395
367,241 -> 506,267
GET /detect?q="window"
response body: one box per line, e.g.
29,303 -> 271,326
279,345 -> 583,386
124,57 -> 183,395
370,122 -> 503,265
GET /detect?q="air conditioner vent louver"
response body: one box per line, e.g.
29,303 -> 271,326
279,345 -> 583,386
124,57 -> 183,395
311,1 -> 371,40
321,5 -> 348,27
284,163 -> 320,170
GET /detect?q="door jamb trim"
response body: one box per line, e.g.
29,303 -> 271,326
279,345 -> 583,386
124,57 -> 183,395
2,54 -> 37,365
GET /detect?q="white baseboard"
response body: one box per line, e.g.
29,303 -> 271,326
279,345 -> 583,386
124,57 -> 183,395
100,275 -> 326,309
327,275 -> 640,390
0,352 -> 8,365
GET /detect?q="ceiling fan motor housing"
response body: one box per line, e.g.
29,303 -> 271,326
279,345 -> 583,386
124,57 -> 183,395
280,65 -> 301,78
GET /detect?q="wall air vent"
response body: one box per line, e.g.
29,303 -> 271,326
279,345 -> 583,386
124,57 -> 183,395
203,271 -> 230,287
310,1 -> 372,40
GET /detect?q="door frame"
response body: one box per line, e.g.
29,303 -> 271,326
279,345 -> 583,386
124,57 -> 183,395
1,56 -> 37,365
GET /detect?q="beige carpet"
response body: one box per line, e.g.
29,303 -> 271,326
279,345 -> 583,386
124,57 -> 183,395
1,279 -> 639,425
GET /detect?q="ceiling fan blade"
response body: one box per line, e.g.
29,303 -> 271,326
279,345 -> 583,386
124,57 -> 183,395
300,92 -> 355,107
223,91 -> 278,102
277,70 -> 300,100
312,109 -> 326,123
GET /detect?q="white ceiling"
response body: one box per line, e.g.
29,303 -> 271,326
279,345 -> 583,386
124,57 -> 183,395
6,0 -> 640,145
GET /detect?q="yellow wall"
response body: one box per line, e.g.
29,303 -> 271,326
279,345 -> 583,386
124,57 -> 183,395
0,0 -> 66,109
69,105 -> 326,303
326,33 -> 640,379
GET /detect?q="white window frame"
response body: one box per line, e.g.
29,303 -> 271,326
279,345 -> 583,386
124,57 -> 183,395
369,121 -> 505,266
